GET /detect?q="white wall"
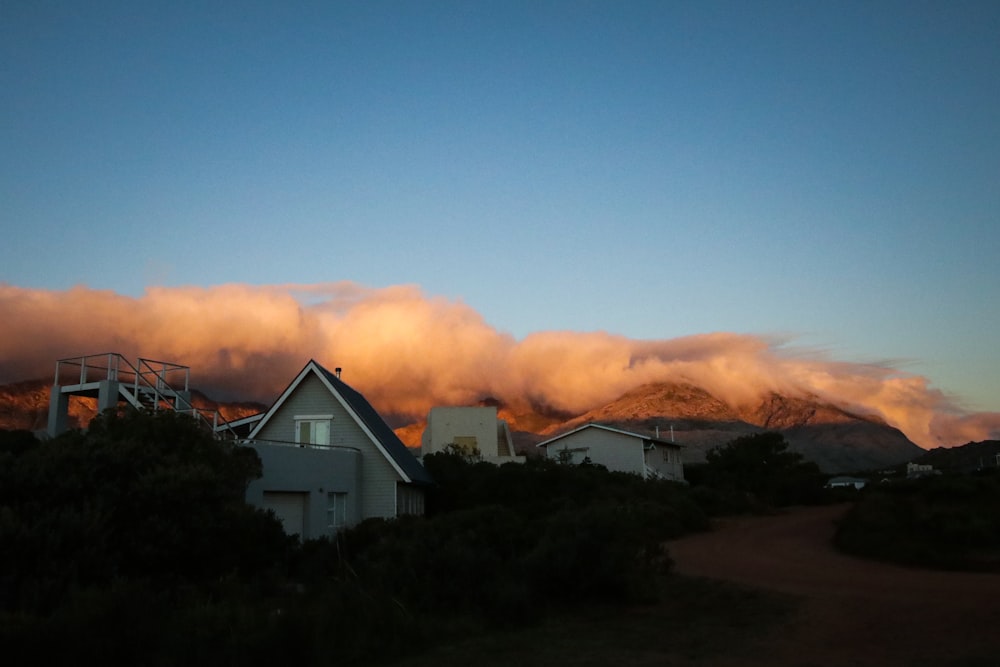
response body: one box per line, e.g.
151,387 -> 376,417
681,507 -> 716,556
423,406 -> 500,456
543,427 -> 646,476
644,443 -> 686,482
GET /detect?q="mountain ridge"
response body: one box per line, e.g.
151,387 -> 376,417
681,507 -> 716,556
0,378 -> 923,473
507,382 -> 922,473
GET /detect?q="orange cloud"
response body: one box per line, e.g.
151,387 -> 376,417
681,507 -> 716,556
1,282 -> 997,448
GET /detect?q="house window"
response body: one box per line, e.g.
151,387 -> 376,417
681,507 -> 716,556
327,492 -> 347,533
295,415 -> 332,446
663,448 -> 671,463
396,485 -> 424,516
451,435 -> 478,454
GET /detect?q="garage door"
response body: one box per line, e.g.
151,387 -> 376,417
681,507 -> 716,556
263,491 -> 307,538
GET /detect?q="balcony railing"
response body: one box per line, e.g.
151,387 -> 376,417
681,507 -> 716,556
53,353 -> 239,440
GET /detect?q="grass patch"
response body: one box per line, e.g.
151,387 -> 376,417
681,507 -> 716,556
389,576 -> 795,667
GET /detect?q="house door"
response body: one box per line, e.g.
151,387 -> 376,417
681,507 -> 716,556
263,491 -> 308,538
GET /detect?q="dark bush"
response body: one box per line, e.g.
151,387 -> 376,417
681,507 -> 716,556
527,501 -> 673,604
2,415 -> 717,665
694,432 -> 826,512
835,472 -> 1000,571
0,410 -> 288,613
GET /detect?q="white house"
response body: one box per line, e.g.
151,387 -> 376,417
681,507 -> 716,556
421,405 -> 524,464
239,360 -> 433,539
536,423 -> 685,482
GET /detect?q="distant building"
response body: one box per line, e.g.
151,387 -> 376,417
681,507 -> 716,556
906,462 -> 938,479
536,423 -> 684,482
421,405 -> 524,464
826,476 -> 868,490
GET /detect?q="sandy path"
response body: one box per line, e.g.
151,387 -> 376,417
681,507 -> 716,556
668,504 -> 1000,667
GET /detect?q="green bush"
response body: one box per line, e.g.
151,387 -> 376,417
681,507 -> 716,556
0,417 -> 717,666
527,501 -> 673,604
337,457 -> 695,621
835,472 -> 1000,570
0,412 -> 289,614
692,432 -> 826,513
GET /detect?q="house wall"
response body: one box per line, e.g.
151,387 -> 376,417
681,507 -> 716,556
543,428 -> 646,476
644,444 -> 685,482
255,372 -> 404,520
245,442 -> 362,539
424,406 -> 500,456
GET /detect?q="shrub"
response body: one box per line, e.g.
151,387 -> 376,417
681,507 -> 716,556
834,473 -> 1000,570
696,432 -> 825,511
0,411 -> 288,613
527,501 -> 673,605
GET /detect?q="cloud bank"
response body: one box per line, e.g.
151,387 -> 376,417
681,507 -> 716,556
2,282 -> 997,448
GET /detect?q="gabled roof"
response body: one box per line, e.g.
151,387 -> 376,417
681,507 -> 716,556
248,360 -> 432,485
536,422 -> 683,449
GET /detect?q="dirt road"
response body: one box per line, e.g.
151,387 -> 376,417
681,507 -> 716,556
668,504 -> 1000,667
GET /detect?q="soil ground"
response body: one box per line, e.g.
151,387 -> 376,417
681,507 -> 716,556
668,504 -> 1000,667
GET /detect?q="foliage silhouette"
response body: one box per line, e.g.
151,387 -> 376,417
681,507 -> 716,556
698,431 -> 825,511
835,470 -> 1000,571
0,415 -> 728,666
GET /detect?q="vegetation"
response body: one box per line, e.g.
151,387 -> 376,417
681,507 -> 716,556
834,470 -> 1000,571
0,412 -> 287,611
1,419 -> 822,666
339,450 -> 709,615
685,432 -> 827,513
388,576 -> 794,667
0,412 -> 416,666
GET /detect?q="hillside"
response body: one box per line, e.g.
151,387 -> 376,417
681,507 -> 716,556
536,382 -> 922,473
0,378 -> 266,433
911,440 -> 1000,473
0,379 -> 80,431
397,382 -> 924,473
2,378 -> 923,473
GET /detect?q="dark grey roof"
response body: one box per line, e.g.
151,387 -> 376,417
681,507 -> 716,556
313,361 -> 433,485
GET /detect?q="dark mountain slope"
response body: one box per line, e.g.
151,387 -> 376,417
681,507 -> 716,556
537,383 -> 923,473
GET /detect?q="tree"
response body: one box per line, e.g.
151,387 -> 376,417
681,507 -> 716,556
0,409 -> 288,614
703,432 -> 823,508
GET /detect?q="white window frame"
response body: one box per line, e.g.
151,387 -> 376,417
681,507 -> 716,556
295,414 -> 333,446
326,491 -> 348,533
396,485 -> 424,516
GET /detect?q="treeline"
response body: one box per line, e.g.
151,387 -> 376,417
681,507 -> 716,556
834,471 -> 1000,571
0,412 -> 830,666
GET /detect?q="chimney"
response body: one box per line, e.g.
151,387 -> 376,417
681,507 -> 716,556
335,367 -> 342,379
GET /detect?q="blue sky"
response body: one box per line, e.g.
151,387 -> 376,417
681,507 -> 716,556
2,1 -> 999,412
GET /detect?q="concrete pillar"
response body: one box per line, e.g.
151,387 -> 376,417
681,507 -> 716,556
47,386 -> 69,437
174,391 -> 193,416
97,380 -> 120,413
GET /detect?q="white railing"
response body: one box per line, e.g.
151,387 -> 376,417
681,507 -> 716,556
54,353 -> 239,440
241,438 -> 361,453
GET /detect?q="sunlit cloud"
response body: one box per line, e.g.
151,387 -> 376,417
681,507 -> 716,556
1,281 -> 997,448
